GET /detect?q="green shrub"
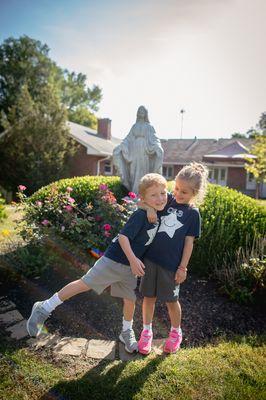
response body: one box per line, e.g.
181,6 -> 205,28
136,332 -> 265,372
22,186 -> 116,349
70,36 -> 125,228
0,193 -> 7,221
214,238 -> 266,304
19,179 -> 137,256
192,184 -> 266,275
29,175 -> 127,205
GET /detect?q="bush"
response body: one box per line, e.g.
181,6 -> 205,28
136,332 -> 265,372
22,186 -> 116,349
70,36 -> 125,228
0,193 -> 7,221
191,184 -> 266,275
29,175 -> 127,205
214,238 -> 266,304
19,179 -> 137,256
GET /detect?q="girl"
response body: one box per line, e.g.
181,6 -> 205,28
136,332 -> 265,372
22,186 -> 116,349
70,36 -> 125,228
138,162 -> 209,354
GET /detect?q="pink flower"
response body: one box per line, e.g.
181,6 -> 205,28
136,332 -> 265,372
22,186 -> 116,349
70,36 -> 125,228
36,201 -> 42,207
41,219 -> 49,226
64,205 -> 73,212
68,197 -> 75,203
99,184 -> 108,191
103,224 -> 111,231
18,185 -> 26,191
104,231 -> 111,237
66,186 -> 73,192
128,192 -> 137,199
94,215 -> 102,221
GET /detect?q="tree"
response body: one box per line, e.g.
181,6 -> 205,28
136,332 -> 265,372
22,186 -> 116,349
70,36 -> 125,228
0,84 -> 77,195
245,135 -> 266,198
0,36 -> 102,130
231,132 -> 246,138
68,106 -> 97,130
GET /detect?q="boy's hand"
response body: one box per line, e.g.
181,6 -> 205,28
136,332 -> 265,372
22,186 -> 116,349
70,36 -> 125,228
175,265 -> 187,284
130,257 -> 145,277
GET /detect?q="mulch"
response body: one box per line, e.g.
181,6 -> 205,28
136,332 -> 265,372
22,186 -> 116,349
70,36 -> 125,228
1,263 -> 265,348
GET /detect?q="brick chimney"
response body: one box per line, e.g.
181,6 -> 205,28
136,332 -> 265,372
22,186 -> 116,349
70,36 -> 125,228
97,118 -> 111,140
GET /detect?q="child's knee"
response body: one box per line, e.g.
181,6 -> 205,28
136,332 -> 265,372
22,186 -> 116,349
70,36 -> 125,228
144,296 -> 157,303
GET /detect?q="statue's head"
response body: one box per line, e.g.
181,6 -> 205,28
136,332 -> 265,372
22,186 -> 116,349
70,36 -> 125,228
136,105 -> 149,123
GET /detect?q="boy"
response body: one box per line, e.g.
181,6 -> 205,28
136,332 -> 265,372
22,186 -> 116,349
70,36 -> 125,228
27,173 -> 168,353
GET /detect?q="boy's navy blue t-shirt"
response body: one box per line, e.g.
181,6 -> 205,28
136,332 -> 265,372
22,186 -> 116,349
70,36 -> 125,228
145,193 -> 201,272
104,209 -> 159,266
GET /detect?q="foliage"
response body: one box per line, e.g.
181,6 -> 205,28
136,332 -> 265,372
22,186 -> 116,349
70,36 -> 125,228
29,175 -> 127,205
0,36 -> 102,129
214,238 -> 266,304
191,184 -> 266,276
19,181 -> 136,254
0,84 -> 77,194
0,193 -> 6,221
245,135 -> 266,198
68,106 -> 97,130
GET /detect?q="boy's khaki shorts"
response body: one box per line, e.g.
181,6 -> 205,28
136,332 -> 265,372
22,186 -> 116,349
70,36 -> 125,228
81,256 -> 137,301
140,258 -> 180,302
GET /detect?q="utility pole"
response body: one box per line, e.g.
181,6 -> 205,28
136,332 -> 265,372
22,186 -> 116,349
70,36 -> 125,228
180,109 -> 185,138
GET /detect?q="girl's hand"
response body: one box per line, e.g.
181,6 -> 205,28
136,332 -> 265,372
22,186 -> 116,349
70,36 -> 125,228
175,266 -> 187,284
147,207 -> 157,223
130,257 -> 145,277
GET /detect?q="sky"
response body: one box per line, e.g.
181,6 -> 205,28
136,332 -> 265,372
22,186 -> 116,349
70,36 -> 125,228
0,0 -> 266,140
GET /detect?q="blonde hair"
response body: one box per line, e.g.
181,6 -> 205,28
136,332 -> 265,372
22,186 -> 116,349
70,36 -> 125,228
176,162 -> 209,205
138,173 -> 167,197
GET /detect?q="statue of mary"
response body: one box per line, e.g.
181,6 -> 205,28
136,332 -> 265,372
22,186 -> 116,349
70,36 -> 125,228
113,106 -> 164,194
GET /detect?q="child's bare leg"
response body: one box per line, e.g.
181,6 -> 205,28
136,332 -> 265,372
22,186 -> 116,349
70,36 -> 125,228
58,279 -> 90,301
142,296 -> 156,325
166,300 -> 181,328
123,298 -> 135,321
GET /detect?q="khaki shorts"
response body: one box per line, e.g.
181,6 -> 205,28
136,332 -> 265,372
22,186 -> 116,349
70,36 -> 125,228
81,256 -> 137,301
140,258 -> 180,302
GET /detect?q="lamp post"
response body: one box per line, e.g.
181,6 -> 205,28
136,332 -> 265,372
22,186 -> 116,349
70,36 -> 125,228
180,109 -> 185,139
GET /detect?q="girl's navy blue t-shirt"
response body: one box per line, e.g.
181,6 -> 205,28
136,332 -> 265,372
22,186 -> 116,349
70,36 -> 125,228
144,193 -> 201,272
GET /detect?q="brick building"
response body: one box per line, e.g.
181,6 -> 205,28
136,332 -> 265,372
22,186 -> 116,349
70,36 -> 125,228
69,119 -> 266,198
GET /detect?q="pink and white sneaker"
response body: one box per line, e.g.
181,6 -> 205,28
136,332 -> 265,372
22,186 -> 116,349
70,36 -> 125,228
138,329 -> 153,355
164,329 -> 182,353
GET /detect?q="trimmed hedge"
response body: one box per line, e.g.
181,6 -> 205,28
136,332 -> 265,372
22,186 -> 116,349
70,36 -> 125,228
191,184 -> 266,275
29,175 -> 127,205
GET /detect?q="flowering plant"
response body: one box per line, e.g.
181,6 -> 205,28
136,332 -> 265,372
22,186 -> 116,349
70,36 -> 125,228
18,184 -> 139,256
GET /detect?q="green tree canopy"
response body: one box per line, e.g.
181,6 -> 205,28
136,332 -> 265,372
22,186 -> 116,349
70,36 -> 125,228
0,35 -> 102,129
0,84 -> 77,194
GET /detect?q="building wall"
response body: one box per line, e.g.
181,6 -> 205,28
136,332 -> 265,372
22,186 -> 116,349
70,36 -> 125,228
227,167 -> 246,190
68,144 -> 100,176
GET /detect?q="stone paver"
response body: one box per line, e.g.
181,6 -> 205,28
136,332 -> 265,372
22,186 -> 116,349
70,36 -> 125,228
27,333 -> 60,349
6,319 -> 28,339
54,337 -> 88,356
0,298 -> 16,313
118,342 -> 141,362
0,309 -> 24,326
86,339 -> 116,360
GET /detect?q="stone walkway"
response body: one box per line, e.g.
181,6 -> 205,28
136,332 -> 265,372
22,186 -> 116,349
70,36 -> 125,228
0,296 -> 165,362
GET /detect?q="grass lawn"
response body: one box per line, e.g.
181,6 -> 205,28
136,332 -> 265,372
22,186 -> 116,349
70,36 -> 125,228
0,334 -> 265,400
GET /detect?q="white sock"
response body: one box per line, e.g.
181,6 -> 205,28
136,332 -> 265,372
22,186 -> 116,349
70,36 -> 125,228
122,318 -> 133,331
42,293 -> 63,313
171,326 -> 182,333
143,323 -> 152,331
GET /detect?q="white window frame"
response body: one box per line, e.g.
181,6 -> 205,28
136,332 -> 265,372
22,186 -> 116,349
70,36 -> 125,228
163,165 -> 174,179
104,160 -> 112,175
246,171 -> 256,190
208,167 -> 227,186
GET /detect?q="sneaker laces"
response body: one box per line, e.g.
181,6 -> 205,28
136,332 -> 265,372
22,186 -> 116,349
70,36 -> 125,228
142,332 -> 152,343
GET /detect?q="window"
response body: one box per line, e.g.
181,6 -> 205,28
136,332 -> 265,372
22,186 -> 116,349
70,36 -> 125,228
163,166 -> 174,179
208,167 -> 227,186
246,171 -> 256,190
104,160 -> 112,175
